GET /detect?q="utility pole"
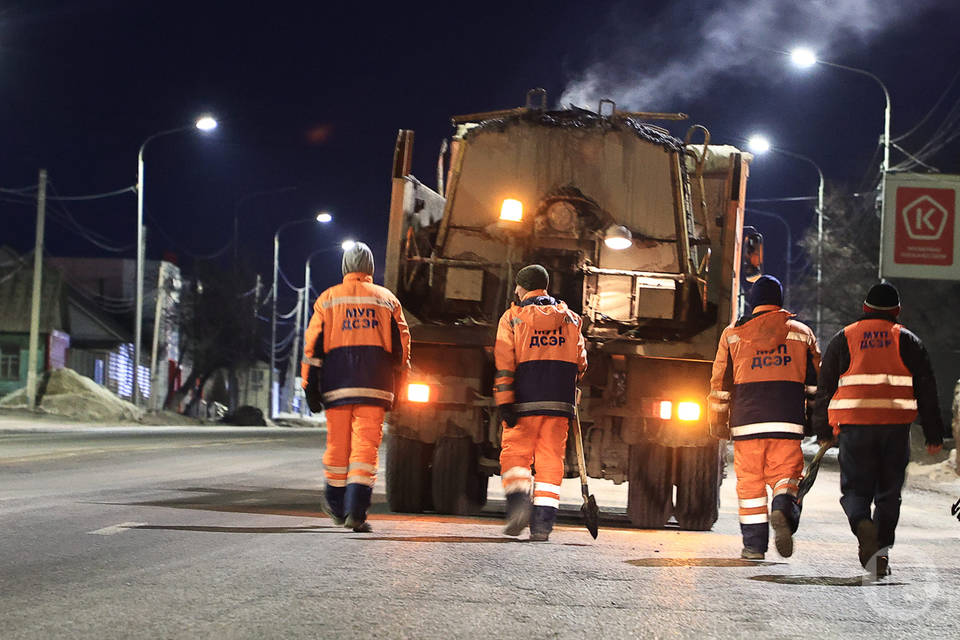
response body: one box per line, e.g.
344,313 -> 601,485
288,288 -> 304,414
149,262 -> 168,412
300,260 -> 312,417
26,169 -> 47,410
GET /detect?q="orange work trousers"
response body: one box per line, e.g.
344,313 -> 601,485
499,415 -> 569,509
323,404 -> 385,489
733,438 -> 804,525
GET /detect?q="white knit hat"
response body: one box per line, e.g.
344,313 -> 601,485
342,241 -> 375,276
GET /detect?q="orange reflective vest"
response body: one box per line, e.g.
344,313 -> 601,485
827,319 -> 918,428
710,306 -> 820,440
493,290 -> 587,417
301,272 -> 411,408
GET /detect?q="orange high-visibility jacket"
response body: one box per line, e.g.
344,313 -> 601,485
301,272 -> 411,408
710,305 -> 820,440
827,319 -> 918,428
493,289 -> 587,417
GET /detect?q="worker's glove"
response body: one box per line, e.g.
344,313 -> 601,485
707,401 -> 730,440
709,419 -> 731,440
305,366 -> 324,413
816,434 -> 835,449
497,404 -> 518,429
926,441 -> 944,456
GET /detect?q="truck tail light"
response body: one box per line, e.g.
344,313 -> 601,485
499,198 -> 523,222
407,383 -> 431,403
677,401 -> 701,421
658,401 -> 672,420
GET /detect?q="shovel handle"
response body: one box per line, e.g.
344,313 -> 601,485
573,406 -> 589,486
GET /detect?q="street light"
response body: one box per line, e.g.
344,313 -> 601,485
270,214 -> 333,418
195,116 -> 218,132
316,211 -> 332,224
134,116 -> 217,406
789,47 -> 817,69
341,239 -> 356,252
747,134 -> 825,337
788,47 -> 891,175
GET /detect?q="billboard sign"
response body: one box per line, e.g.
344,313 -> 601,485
881,173 -> 960,280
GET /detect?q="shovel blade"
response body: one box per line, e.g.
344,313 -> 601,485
581,494 -> 600,539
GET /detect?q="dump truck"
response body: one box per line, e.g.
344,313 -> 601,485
382,89 -> 754,529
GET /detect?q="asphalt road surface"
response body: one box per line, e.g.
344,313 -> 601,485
1,419 -> 958,639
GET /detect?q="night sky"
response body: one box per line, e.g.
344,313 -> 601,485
3,0 -> 960,309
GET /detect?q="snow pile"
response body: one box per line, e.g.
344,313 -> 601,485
0,368 -> 142,423
906,458 -> 960,493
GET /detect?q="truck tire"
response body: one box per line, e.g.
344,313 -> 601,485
385,432 -> 432,513
673,442 -> 722,531
432,436 -> 481,515
627,442 -> 673,528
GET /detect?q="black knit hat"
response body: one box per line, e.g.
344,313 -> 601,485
516,264 -> 549,291
748,274 -> 783,308
864,281 -> 900,312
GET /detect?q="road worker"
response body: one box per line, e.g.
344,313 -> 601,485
301,241 -> 411,532
494,264 -> 587,541
709,275 -> 820,559
813,281 -> 944,578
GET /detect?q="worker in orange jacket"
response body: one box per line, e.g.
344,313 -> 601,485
494,265 -> 587,541
813,281 -> 944,577
301,242 -> 411,532
709,275 -> 820,559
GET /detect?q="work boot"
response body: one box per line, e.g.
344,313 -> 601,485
855,519 -> 880,569
529,505 -> 557,542
320,494 -> 346,526
323,484 -> 347,525
741,547 -> 765,560
770,510 -> 794,558
875,555 -> 891,578
503,492 -> 531,537
344,514 -> 372,533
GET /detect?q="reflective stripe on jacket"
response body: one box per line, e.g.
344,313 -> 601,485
827,319 -> 918,428
301,272 -> 411,408
494,289 -> 587,417
710,305 -> 820,440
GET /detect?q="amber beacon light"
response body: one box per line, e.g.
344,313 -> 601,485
407,383 -> 431,403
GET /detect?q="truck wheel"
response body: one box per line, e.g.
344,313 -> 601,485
627,442 -> 673,528
385,432 -> 432,513
432,436 -> 480,515
673,442 -> 722,531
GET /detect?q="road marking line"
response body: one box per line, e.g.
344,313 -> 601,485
0,438 -> 279,464
87,522 -> 146,535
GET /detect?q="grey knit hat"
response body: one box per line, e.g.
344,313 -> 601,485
342,241 -> 375,276
515,264 -> 549,291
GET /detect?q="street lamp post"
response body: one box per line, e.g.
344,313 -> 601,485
270,213 -> 332,418
297,240 -> 340,416
747,135 -> 825,337
789,47 -> 892,279
789,48 -> 892,174
134,116 -> 217,407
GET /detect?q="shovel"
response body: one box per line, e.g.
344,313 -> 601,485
797,440 -> 832,505
572,404 -> 600,539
